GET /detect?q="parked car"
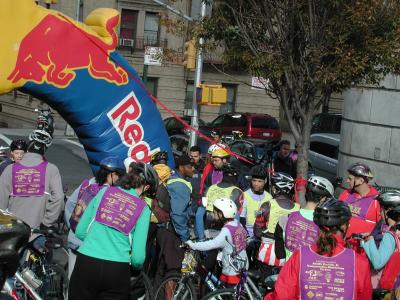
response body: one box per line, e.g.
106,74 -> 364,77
311,113 -> 342,134
209,112 -> 281,141
308,133 -> 340,183
163,116 -> 211,136
228,139 -> 278,174
169,134 -> 211,162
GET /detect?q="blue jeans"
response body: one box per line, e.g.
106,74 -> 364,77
195,206 -> 206,240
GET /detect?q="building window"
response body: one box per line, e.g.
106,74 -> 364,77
219,84 -> 237,114
120,9 -> 138,40
145,77 -> 158,97
185,82 -> 194,109
144,12 -> 160,46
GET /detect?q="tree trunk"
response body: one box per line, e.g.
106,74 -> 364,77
295,112 -> 313,207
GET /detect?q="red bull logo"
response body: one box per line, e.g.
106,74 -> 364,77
7,12 -> 128,88
108,91 -> 160,163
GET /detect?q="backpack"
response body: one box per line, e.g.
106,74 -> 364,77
69,179 -> 101,232
151,184 -> 171,223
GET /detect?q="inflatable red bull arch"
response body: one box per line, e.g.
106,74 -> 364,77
0,0 -> 173,171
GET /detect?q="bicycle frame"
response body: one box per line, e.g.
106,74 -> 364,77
3,271 -> 43,300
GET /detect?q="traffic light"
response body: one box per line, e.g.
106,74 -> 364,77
183,39 -> 196,70
197,84 -> 228,106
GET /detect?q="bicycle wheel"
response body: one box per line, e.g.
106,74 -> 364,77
155,272 -> 197,300
41,264 -> 68,300
201,288 -> 249,300
130,271 -> 154,300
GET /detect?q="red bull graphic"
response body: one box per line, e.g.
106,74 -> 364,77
7,13 -> 128,88
0,0 -> 173,171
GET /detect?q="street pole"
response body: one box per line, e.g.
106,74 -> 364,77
188,1 -> 206,148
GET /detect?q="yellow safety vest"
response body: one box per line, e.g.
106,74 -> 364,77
267,198 -> 299,233
167,178 -> 193,193
244,190 -> 273,226
205,185 -> 239,212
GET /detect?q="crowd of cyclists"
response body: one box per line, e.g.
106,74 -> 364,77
0,119 -> 400,300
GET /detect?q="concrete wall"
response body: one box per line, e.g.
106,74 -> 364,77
338,75 -> 400,189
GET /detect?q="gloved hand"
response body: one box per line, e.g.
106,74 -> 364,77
185,240 -> 194,249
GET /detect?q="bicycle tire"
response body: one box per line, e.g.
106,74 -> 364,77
40,264 -> 68,300
129,271 -> 154,300
201,288 -> 249,300
155,272 -> 197,300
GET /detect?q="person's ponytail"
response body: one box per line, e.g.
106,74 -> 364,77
316,228 -> 338,256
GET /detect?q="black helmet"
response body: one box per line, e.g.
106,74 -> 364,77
10,139 -> 28,152
313,197 -> 352,227
387,206 -> 400,222
133,163 -> 159,196
150,151 -> 168,166
271,172 -> 294,194
347,162 -> 373,180
250,165 -> 267,180
100,156 -> 126,175
377,191 -> 400,210
0,211 -> 30,279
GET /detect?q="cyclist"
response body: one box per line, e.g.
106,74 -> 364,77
64,156 -> 126,278
186,197 -> 248,286
240,165 -> 273,237
69,162 -> 158,300
272,140 -> 296,179
150,150 -> 168,166
0,139 -> 28,176
265,198 -> 372,299
361,191 -> 400,291
274,176 -> 333,259
339,162 -> 380,237
0,130 -> 64,229
266,172 -> 299,234
0,210 -> 30,299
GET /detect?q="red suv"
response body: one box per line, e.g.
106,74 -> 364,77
209,112 -> 281,141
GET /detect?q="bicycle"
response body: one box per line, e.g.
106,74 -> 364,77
154,247 -> 224,300
201,238 -> 278,300
129,269 -> 154,300
3,227 -> 68,300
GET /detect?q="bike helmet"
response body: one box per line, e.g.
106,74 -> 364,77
207,143 -> 225,155
250,165 -> 267,180
132,163 -> 159,196
10,139 -> 28,152
386,206 -> 400,222
347,162 -> 373,180
271,172 -> 294,194
313,197 -> 352,227
213,198 -> 237,219
150,151 -> 168,166
211,147 -> 230,158
377,191 -> 400,210
307,176 -> 334,197
0,210 -> 30,279
29,129 -> 53,148
100,156 -> 126,175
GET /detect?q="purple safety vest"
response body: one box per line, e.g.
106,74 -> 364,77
95,186 -> 146,235
285,211 -> 319,252
345,193 -> 376,220
300,246 -> 355,300
225,223 -> 247,253
12,161 -> 48,197
69,179 -> 101,232
211,170 -> 223,185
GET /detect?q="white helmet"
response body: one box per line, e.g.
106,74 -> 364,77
213,198 -> 237,219
207,143 -> 225,154
307,176 -> 334,197
29,129 -> 53,148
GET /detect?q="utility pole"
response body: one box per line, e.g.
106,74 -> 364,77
188,1 -> 206,148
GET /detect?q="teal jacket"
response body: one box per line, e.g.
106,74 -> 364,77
75,186 -> 150,269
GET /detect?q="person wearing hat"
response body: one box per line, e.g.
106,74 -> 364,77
0,139 -> 28,176
155,154 -> 194,293
339,162 -> 380,237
